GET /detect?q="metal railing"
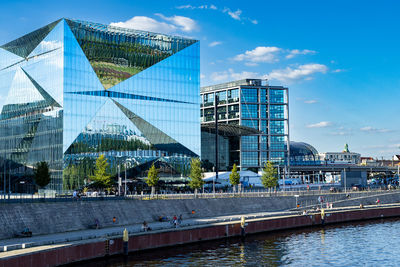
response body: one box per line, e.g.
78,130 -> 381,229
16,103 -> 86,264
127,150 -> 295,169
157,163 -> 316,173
0,187 -> 397,204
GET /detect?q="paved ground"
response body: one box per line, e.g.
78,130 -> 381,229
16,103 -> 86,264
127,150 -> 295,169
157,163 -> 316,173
1,203 -> 399,259
0,209 -> 298,252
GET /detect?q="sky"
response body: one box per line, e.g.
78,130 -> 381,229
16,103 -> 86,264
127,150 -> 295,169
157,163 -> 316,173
0,0 -> 399,159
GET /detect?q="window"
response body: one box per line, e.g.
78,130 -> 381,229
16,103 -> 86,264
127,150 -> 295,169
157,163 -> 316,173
241,151 -> 259,166
241,136 -> 258,150
228,89 -> 239,103
269,89 -> 285,104
241,104 -> 258,119
270,120 -> 285,134
241,88 -> 258,103
203,93 -> 214,107
241,119 -> 258,130
270,105 -> 285,119
228,104 -> 239,119
216,91 -> 227,104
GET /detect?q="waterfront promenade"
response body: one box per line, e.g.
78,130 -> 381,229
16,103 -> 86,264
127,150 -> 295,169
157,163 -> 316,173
2,202 -> 400,267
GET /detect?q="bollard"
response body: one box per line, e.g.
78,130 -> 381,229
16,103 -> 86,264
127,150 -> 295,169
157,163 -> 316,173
240,216 -> 246,238
123,228 -> 129,256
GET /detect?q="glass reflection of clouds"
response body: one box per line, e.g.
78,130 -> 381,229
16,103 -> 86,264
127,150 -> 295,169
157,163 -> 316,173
0,18 -> 200,191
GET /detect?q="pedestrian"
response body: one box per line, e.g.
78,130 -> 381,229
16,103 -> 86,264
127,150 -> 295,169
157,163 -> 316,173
142,221 -> 149,232
376,198 -> 380,205
113,216 -> 117,223
178,214 -> 183,224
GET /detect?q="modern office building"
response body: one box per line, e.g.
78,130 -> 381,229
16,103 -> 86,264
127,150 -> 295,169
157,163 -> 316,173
0,19 -> 200,192
200,79 -> 289,171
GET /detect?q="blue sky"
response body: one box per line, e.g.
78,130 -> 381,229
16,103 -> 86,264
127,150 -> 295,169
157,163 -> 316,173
1,0 -> 399,158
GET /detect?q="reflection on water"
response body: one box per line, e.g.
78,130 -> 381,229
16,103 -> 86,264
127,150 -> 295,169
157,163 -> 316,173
75,218 -> 400,267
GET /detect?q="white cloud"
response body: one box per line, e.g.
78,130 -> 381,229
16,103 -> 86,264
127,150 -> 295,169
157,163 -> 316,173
304,100 -> 317,104
176,4 -> 217,10
155,14 -> 198,32
176,5 -> 257,24
286,49 -> 316,59
234,46 -> 281,64
200,73 -> 205,79
265,63 -> 328,83
223,8 -> 242,20
110,14 -> 198,34
211,68 -> 259,82
209,41 -> 222,47
306,121 -> 332,128
360,126 -> 391,133
332,69 -> 346,73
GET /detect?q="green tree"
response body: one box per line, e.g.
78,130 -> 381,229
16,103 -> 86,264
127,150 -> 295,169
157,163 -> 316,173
188,158 -> 204,196
145,163 -> 159,196
229,164 -> 240,192
34,161 -> 51,188
261,161 -> 278,189
90,154 -> 112,190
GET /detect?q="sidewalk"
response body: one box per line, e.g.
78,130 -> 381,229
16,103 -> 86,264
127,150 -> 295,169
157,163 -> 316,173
0,210 -> 298,253
1,203 -> 397,255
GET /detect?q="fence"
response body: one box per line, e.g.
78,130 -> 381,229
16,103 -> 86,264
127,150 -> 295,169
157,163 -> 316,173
0,187 -> 396,204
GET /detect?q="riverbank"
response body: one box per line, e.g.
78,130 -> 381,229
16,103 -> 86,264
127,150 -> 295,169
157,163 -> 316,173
1,203 -> 400,267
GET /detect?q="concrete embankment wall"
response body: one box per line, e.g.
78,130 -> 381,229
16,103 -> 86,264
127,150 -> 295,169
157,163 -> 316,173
1,191 -> 398,240
0,194 -> 346,240
2,205 -> 400,267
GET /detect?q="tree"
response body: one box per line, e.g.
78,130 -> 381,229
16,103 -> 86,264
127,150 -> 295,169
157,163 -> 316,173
261,161 -> 278,189
145,163 -> 159,196
229,164 -> 240,192
188,158 -> 204,196
90,154 -> 112,190
34,161 -> 51,188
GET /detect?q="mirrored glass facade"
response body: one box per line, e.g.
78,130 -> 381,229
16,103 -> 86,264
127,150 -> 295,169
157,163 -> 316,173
0,19 -> 200,191
201,79 -> 288,170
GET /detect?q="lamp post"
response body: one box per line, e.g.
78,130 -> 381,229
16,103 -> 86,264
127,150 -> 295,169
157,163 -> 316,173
214,94 -> 219,186
118,164 -> 121,196
124,162 -> 127,196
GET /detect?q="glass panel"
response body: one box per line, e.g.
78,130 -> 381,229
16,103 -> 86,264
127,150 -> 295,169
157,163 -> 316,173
241,119 -> 258,130
270,105 -> 285,119
260,120 -> 268,134
270,89 -> 285,103
204,108 -> 214,122
260,89 -> 267,103
203,93 -> 214,107
241,88 -> 258,103
241,104 -> 258,119
216,91 -> 227,104
1,20 -> 60,58
260,135 -> 268,150
228,89 -> 239,103
270,120 -> 285,134
228,104 -> 239,119
241,151 -> 258,166
260,104 -> 268,118
241,135 -> 258,150
217,106 -> 227,120
66,19 -> 196,90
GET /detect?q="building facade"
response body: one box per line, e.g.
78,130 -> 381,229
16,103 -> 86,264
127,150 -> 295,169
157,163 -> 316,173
200,79 -> 289,170
0,19 -> 200,192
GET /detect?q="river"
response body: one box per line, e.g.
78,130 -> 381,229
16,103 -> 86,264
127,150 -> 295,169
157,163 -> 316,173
75,218 -> 400,266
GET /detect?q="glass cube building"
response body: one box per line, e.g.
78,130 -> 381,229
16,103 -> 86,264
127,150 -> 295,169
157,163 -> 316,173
201,79 -> 289,170
0,19 -> 200,191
